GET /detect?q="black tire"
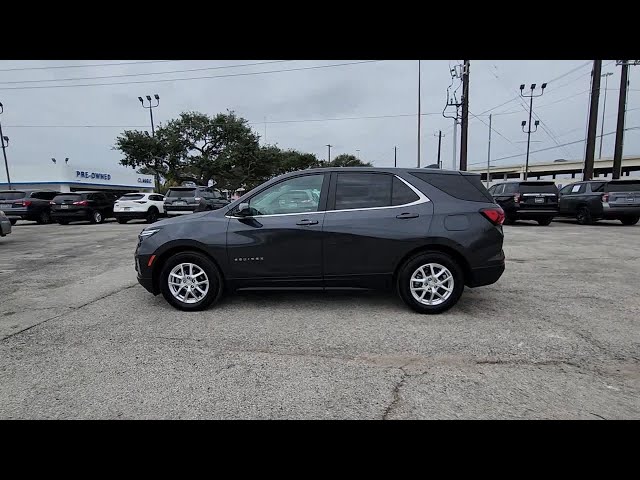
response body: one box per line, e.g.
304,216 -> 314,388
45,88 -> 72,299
146,207 -> 159,223
503,215 -> 515,225
116,218 -> 128,224
9,219 -> 17,226
57,220 -> 69,225
537,217 -> 553,226
397,251 -> 465,314
90,210 -> 104,224
36,210 -> 51,225
576,206 -> 593,225
620,216 -> 639,226
159,251 -> 223,311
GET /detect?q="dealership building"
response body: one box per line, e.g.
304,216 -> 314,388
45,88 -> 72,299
0,161 -> 155,194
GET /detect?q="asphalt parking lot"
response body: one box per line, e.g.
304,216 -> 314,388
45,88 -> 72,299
0,218 -> 638,419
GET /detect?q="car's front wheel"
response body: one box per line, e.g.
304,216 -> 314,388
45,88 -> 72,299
90,210 -> 104,224
537,216 -> 553,226
397,251 -> 465,314
576,206 -> 593,225
146,207 -> 159,223
159,252 -> 223,311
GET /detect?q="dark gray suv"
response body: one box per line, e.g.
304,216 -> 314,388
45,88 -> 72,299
164,186 -> 229,216
135,167 -> 506,314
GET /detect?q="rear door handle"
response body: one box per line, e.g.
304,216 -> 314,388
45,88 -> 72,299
396,212 -> 419,219
296,219 -> 319,226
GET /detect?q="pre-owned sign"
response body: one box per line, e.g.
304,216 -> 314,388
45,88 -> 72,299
77,171 -> 112,180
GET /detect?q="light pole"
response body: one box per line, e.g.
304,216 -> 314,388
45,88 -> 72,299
326,144 -> 332,165
0,102 -> 11,190
356,149 -> 360,160
599,72 -> 613,159
519,83 -> 547,180
138,94 -> 160,190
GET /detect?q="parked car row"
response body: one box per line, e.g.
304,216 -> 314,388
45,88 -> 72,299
0,186 -> 230,227
487,179 -> 640,226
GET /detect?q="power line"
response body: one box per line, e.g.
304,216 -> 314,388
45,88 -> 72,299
4,111 -> 446,129
468,125 -> 640,166
0,61 -> 383,91
0,60 -> 295,85
0,60 -> 178,73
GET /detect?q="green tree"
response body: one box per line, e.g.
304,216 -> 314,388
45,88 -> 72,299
325,154 -> 372,167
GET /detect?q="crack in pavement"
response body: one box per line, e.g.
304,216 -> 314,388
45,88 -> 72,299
382,362 -> 411,420
1,283 -> 138,342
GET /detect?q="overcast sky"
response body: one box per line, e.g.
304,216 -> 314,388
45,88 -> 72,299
0,60 -> 637,176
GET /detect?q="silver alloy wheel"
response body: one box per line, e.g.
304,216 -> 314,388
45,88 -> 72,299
168,263 -> 210,304
409,263 -> 454,306
94,211 -> 102,223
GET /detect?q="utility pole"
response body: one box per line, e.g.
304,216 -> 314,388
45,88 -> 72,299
356,149 -> 360,160
599,72 -> 614,159
417,60 -> 421,168
0,102 -> 11,190
583,60 -> 602,181
443,62 -> 463,170
394,146 -> 397,167
613,61 -> 632,179
486,114 -> 492,187
519,83 -> 547,180
434,131 -> 444,169
459,60 -> 470,171
326,144 -> 332,165
138,94 -> 160,190
264,116 -> 267,144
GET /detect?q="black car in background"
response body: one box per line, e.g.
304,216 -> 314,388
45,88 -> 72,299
50,191 -> 116,224
164,186 -> 230,216
488,181 -> 559,225
557,179 -> 640,225
135,167 -> 506,314
0,190 -> 60,225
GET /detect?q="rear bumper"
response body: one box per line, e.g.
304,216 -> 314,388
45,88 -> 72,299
601,205 -> 640,219
51,209 -> 92,221
3,208 -> 39,220
166,208 -> 196,215
114,211 -> 149,220
511,207 -> 558,219
467,249 -> 505,288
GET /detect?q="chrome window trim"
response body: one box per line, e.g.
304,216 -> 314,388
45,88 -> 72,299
226,174 -> 430,219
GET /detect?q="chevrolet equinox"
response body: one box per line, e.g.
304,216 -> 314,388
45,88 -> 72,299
135,167 -> 506,314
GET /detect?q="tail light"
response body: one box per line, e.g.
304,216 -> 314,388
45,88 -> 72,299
513,193 -> 521,204
601,193 -> 609,203
480,207 -> 505,226
21,200 -> 32,207
50,201 -> 56,205
72,200 -> 89,206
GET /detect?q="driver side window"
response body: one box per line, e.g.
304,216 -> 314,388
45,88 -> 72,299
247,174 -> 325,216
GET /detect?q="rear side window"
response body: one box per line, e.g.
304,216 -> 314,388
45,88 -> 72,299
606,180 -> 640,192
0,191 -> 26,201
392,177 -> 419,205
335,173 -> 392,210
167,188 -> 196,197
503,183 -> 518,194
54,194 -> 84,202
590,183 -> 606,193
410,172 -> 493,202
519,182 -> 558,194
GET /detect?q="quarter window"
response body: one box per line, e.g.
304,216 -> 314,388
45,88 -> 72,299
334,173 -> 393,210
392,177 -> 419,206
248,174 -> 324,215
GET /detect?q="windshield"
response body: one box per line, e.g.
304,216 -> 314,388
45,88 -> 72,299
606,180 -> 640,192
167,188 -> 196,197
519,182 -> 558,194
118,194 -> 144,201
53,194 -> 84,202
0,191 -> 27,201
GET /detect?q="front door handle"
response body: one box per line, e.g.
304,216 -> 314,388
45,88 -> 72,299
396,212 -> 419,219
296,219 -> 319,226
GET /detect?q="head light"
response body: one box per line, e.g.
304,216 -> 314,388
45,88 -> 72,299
139,228 -> 160,239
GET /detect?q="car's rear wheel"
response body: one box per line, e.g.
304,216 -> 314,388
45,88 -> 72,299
620,216 -> 639,226
576,206 -> 593,225
397,252 -> 464,314
146,207 -> 159,223
537,216 -> 553,226
9,219 -> 17,226
159,252 -> 223,311
503,215 -> 515,225
90,210 -> 104,224
117,218 -> 128,224
36,210 -> 51,225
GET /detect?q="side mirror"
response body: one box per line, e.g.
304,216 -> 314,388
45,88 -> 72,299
237,202 -> 252,217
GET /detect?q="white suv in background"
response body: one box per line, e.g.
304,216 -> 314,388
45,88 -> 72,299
114,193 -> 165,224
